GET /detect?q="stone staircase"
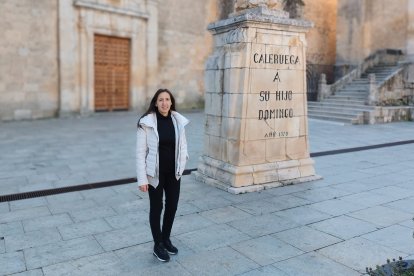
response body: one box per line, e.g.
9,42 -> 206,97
308,65 -> 403,124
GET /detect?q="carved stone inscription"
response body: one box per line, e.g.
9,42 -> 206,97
251,48 -> 302,138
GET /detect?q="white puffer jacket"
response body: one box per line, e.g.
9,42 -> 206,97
136,111 -> 189,188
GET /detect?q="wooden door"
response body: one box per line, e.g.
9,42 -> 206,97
94,35 -> 130,111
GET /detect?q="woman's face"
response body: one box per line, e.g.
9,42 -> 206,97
156,92 -> 172,116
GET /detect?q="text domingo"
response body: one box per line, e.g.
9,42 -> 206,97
259,90 -> 294,120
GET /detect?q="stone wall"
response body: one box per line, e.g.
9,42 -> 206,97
336,0 -> 408,68
157,0 -> 220,110
303,0 -> 337,67
0,0 -> 58,120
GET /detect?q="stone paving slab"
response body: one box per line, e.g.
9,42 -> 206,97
24,236 -> 104,270
104,210 -> 149,229
10,269 -> 44,276
385,197 -> 414,213
361,225 -> 414,255
239,265 -> 289,276
176,224 -> 250,252
4,228 -> 62,252
0,251 -> 26,275
309,215 -> 380,240
231,235 -> 304,266
0,222 -> 24,237
199,205 -> 252,224
58,218 -> 113,240
0,239 -> 4,254
9,197 -> 48,211
0,112 -> 414,275
69,205 -> 118,223
348,205 -> 413,227
273,205 -> 332,225
273,226 -> 343,252
171,213 -> 215,236
42,252 -> 123,276
0,206 -> 51,224
228,213 -> 300,238
273,252 -> 360,276
317,237 -> 405,273
177,246 -> 259,276
94,224 -> 152,251
22,214 -> 73,233
308,198 -> 367,216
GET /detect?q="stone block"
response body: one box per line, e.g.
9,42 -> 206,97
226,139 -> 242,165
278,167 -> 301,181
252,166 -> 279,183
245,118 -> 274,140
207,135 -> 226,160
265,138 -> 287,162
230,171 -> 255,187
223,42 -> 251,69
221,117 -> 243,140
204,115 -> 222,137
240,140 -> 266,165
223,92 -> 247,118
286,136 -> 309,159
205,53 -> 225,70
14,109 -> 32,120
299,164 -> 316,178
246,93 -> 267,119
204,69 -> 223,93
205,92 -> 224,116
256,31 -> 284,45
223,68 -> 250,94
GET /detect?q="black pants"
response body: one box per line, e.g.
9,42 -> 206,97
148,172 -> 180,244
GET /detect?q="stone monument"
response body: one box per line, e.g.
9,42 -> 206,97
195,0 -> 320,194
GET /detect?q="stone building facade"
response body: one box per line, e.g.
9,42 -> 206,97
0,0 -> 412,121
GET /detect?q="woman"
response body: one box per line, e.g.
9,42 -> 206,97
136,88 -> 189,262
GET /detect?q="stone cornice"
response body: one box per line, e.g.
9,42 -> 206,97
73,0 -> 149,19
208,6 -> 313,32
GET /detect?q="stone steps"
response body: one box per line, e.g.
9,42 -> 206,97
307,64 -> 402,124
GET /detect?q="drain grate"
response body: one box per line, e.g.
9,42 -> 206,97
310,140 -> 414,157
0,168 -> 197,203
1,139 -> 413,203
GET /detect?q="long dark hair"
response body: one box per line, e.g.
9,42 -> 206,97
137,88 -> 176,128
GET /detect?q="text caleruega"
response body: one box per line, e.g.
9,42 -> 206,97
253,53 -> 300,64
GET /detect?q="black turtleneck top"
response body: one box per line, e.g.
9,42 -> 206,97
156,111 -> 176,173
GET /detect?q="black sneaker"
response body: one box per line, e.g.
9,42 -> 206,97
163,239 -> 178,255
153,243 -> 170,262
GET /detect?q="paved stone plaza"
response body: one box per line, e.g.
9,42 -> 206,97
0,111 -> 414,275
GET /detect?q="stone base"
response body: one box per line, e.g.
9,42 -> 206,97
195,155 -> 321,194
193,171 -> 322,194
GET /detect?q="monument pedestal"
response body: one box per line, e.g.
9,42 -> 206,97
195,6 -> 321,194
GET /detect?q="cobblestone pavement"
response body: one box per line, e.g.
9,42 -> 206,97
0,111 -> 413,275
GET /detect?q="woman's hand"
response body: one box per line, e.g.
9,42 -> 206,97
139,184 -> 149,192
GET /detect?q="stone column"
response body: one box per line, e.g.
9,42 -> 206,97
317,73 -> 328,101
195,4 -> 320,194
367,73 -> 378,105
